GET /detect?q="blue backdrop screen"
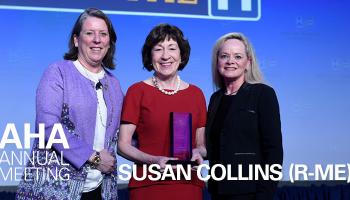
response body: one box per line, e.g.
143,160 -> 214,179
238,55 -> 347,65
0,0 -> 349,185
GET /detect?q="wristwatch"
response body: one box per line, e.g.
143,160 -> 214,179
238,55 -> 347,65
91,151 -> 101,168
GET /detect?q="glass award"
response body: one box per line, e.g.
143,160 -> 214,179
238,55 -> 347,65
166,112 -> 197,166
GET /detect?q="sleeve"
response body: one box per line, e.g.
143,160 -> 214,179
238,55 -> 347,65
256,85 -> 283,200
121,84 -> 142,125
36,63 -> 94,169
196,87 -> 207,128
205,92 -> 219,156
111,77 -> 124,130
206,92 -> 216,125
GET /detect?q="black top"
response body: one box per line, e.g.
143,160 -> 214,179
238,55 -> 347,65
211,94 -> 237,163
210,94 -> 237,193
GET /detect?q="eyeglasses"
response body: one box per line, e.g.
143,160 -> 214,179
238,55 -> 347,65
218,54 -> 247,62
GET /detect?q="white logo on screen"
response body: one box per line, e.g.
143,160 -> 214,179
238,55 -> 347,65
217,0 -> 252,11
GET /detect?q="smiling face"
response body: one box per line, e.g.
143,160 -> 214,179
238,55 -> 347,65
74,16 -> 110,70
217,39 -> 250,83
151,38 -> 181,79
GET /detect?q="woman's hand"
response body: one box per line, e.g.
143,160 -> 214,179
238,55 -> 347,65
98,149 -> 116,173
89,149 -> 116,174
191,148 -> 204,165
152,156 -> 178,172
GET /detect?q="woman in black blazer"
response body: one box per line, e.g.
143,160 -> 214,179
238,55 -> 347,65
206,32 -> 283,200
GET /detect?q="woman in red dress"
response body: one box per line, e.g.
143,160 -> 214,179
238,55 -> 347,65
118,24 -> 207,200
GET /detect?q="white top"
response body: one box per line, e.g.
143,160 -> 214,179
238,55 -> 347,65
73,60 -> 106,192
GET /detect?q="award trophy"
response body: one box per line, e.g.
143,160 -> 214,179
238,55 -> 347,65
166,112 -> 197,166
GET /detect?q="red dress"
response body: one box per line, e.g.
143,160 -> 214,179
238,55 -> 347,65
121,82 -> 207,200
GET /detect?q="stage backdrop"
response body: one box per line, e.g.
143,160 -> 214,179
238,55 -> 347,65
0,0 -> 349,186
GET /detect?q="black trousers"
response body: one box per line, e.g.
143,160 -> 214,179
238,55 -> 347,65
81,185 -> 102,200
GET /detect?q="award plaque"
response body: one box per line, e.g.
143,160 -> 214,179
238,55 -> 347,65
167,112 -> 197,166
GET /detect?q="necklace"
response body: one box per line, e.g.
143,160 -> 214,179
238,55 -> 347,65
81,65 -> 113,128
152,75 -> 181,95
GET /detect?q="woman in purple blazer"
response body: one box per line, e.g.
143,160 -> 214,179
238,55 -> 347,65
16,8 -> 123,200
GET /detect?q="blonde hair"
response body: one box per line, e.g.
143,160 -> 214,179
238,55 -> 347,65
211,32 -> 264,90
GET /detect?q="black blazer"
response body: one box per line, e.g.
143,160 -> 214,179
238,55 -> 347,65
206,82 -> 283,200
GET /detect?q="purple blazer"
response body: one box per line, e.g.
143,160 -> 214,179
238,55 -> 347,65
16,60 -> 123,200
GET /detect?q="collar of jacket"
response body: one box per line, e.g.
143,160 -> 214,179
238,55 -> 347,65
218,81 -> 250,96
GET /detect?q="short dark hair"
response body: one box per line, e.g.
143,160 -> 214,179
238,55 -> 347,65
142,23 -> 190,71
64,8 -> 117,69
